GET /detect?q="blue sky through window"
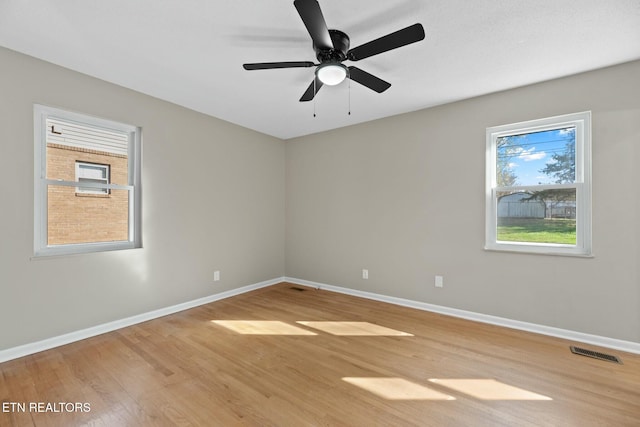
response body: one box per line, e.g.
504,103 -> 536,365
497,127 -> 575,186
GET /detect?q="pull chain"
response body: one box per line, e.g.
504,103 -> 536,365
348,75 -> 351,115
312,74 -> 353,117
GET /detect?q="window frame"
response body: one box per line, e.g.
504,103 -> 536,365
34,104 -> 142,257
485,111 -> 592,256
75,161 -> 111,195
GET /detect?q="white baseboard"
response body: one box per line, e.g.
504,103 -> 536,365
285,277 -> 640,355
0,277 -> 284,364
4,275 -> 638,364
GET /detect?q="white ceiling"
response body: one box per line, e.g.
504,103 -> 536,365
1,1 -> 639,139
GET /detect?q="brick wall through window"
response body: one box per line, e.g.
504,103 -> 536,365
46,143 -> 129,245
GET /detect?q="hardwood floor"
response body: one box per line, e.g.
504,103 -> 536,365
1,282 -> 639,426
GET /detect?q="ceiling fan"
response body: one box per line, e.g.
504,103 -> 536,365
243,0 -> 425,102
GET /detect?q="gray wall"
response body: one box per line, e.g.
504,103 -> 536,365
286,60 -> 640,343
2,44 -> 638,352
0,46 -> 285,351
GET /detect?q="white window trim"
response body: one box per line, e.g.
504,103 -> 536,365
34,104 -> 142,257
485,111 -> 592,257
75,161 -> 110,195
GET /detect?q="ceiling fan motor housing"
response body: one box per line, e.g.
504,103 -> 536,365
314,29 -> 350,63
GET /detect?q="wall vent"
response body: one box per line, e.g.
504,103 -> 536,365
570,346 -> 622,364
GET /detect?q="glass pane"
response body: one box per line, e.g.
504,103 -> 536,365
496,127 -> 575,186
78,164 -> 108,179
47,185 -> 130,245
497,189 -> 576,245
46,118 -> 129,185
77,178 -> 109,194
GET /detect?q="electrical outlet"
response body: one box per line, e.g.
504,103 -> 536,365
214,270 -> 220,282
435,275 -> 443,288
362,269 -> 369,279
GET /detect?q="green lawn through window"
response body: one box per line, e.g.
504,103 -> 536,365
497,218 -> 576,245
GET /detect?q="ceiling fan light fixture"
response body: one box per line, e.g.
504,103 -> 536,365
316,63 -> 347,86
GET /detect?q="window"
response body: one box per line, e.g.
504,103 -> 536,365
76,162 -> 110,195
485,112 -> 591,256
34,105 -> 142,256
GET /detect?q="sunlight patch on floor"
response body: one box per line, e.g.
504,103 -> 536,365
211,320 -> 317,335
429,379 -> 552,400
297,321 -> 413,336
342,377 -> 455,400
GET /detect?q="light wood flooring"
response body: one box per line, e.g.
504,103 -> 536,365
1,282 -> 639,426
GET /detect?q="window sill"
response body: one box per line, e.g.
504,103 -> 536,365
484,244 -> 593,258
75,193 -> 111,198
32,242 -> 141,260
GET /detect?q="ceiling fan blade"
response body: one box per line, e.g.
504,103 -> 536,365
243,61 -> 315,70
347,23 -> 425,61
348,67 -> 391,93
294,0 -> 333,50
299,77 -> 324,102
